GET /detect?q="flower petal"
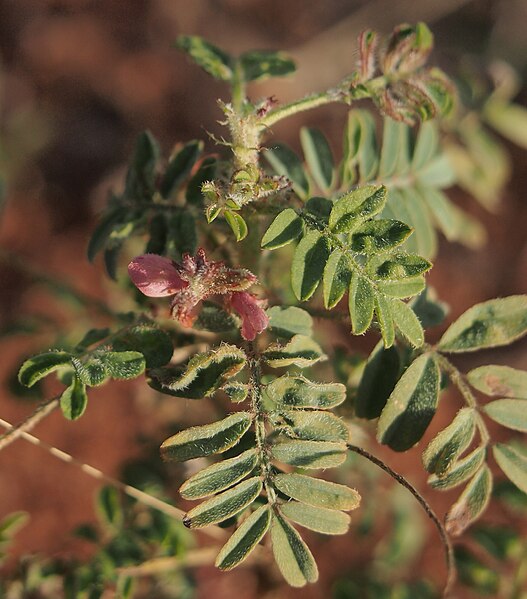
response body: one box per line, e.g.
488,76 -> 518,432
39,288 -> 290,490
229,292 -> 269,341
128,254 -> 187,297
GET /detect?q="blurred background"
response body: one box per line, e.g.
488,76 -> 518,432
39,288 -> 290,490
1,1 -> 527,597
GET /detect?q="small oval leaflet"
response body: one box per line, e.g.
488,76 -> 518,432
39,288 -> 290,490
266,306 -> 313,339
263,335 -> 326,368
348,272 -> 375,335
323,251 -> 352,309
261,208 -> 303,250
273,473 -> 360,511
60,376 -> 88,421
161,412 -> 253,462
271,512 -> 319,587
422,407 -> 476,475
484,399 -> 527,432
329,184 -> 386,233
428,447 -> 486,491
215,505 -> 271,570
445,465 -> 493,536
493,443 -> 527,495
437,295 -> 527,353
265,376 -> 346,410
271,440 -> 347,469
377,353 -> 440,451
390,298 -> 424,348
183,477 -> 262,529
467,365 -> 527,399
291,230 -> 331,301
179,448 -> 258,499
279,501 -> 350,536
300,127 -> 335,193
18,351 -> 73,388
281,410 -> 349,442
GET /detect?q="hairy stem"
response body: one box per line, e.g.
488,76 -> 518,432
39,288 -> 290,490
0,396 -> 60,452
0,417 -> 226,541
347,443 -> 456,598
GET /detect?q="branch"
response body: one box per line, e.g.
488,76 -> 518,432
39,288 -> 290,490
0,397 -> 60,452
347,443 -> 456,598
0,417 -> 226,541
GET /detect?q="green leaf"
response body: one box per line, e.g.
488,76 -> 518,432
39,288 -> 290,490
60,376 -> 88,420
240,50 -> 295,82
355,110 -> 380,182
216,505 -> 271,570
18,351 -> 73,387
186,156 -> 217,205
429,447 -> 486,491
261,209 -> 303,249
281,411 -> 349,442
420,187 -> 461,242
329,185 -> 386,234
375,293 -> 395,348
304,196 -> 332,222
176,35 -> 233,80
348,272 -> 375,334
271,440 -> 347,469
410,287 -> 449,328
323,251 -> 352,309
379,118 -> 406,178
438,296 -> 527,353
412,121 -> 439,171
369,252 -> 432,280
265,143 -> 309,199
445,466 -> 493,536
271,512 -> 318,587
377,276 -> 426,299
222,382 -> 249,403
224,210 -> 248,241
267,306 -> 313,338
467,365 -> 527,399
493,443 -> 527,495
422,408 -> 476,475
153,344 -> 246,399
351,219 -> 412,255
100,351 -> 145,380
180,448 -> 258,499
111,325 -> 173,369
166,211 -> 198,258
263,335 -> 325,368
125,131 -> 160,202
300,127 -> 334,192
184,477 -> 262,528
355,342 -> 400,419
273,473 -> 360,511
279,502 -> 350,536
483,100 -> 527,150
160,140 -> 203,198
72,356 -> 108,387
291,230 -> 330,301
390,299 -> 424,347
484,400 -> 527,432
160,412 -> 253,462
75,328 -> 111,351
97,486 -> 123,529
377,353 -> 440,451
194,302 -> 238,333
397,188 -> 437,259
265,376 -> 346,410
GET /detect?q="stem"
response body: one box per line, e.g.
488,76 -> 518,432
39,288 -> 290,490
0,417 -> 226,541
0,396 -> 60,452
347,443 -> 456,598
231,60 -> 246,115
261,90 -> 344,128
247,342 -> 276,504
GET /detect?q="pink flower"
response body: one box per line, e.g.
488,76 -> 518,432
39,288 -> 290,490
128,249 -> 269,340
227,292 -> 269,341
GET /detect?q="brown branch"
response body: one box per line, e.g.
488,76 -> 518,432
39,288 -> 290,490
347,443 -> 456,598
0,396 -> 60,452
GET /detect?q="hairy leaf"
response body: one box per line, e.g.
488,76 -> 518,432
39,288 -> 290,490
261,209 -> 303,249
493,443 -> 527,495
467,365 -> 527,399
265,143 -> 309,199
240,50 -> 295,82
271,513 -> 318,587
323,251 -> 352,309
216,505 -> 271,570
265,376 -> 346,410
445,466 -> 493,536
72,356 -> 108,387
177,35 -> 233,80
225,210 -> 248,241
390,298 -> 424,347
263,335 -> 325,368
111,325 -> 173,369
273,473 -> 360,510
350,219 -> 413,254
183,477 -> 262,528
291,230 -> 331,301
300,127 -> 334,192
484,399 -> 527,432
267,306 -> 313,339
160,140 -> 203,198
438,296 -> 527,353
18,351 -> 73,387
60,376 -> 88,420
348,272 -> 375,334
423,408 -> 476,475
279,502 -> 350,535
100,351 -> 145,380
377,353 -> 440,451
281,411 -> 349,442
271,440 -> 347,469
329,185 -> 386,233
160,412 -> 253,462
179,448 -> 258,499
375,293 -> 395,348
429,447 -> 486,491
